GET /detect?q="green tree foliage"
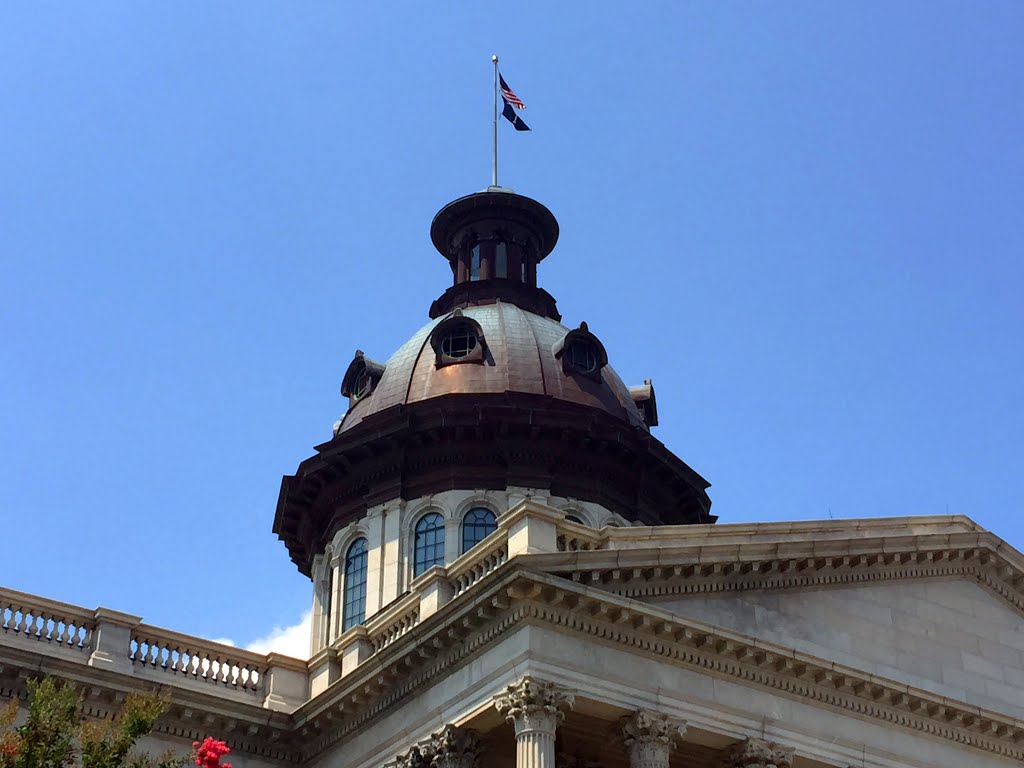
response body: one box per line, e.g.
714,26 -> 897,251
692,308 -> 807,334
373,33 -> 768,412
0,678 -> 184,768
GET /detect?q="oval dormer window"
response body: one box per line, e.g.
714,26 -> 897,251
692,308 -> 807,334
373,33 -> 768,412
553,322 -> 608,382
429,310 -> 488,368
440,324 -> 478,358
340,350 -> 386,407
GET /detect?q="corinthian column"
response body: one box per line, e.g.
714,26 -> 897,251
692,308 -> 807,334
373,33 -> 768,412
494,677 -> 575,768
718,737 -> 793,768
620,710 -> 686,768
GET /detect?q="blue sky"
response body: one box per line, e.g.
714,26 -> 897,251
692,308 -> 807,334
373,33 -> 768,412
2,3 -> 1022,654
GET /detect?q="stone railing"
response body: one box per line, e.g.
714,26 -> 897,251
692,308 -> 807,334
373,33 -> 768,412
0,589 -> 95,656
130,625 -> 265,694
449,530 -> 509,596
367,593 -> 421,653
555,519 -> 604,553
0,587 -> 308,713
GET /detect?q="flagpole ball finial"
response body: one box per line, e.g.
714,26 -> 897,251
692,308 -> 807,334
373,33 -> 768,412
492,54 -> 498,62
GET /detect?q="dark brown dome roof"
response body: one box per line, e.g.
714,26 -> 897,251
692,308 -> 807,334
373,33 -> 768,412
338,303 -> 646,434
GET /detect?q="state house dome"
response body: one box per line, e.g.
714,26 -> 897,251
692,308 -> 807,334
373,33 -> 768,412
275,187 -> 713,576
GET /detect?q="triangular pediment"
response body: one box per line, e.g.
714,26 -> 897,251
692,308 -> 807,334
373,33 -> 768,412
638,576 -> 1024,717
537,515 -> 1024,718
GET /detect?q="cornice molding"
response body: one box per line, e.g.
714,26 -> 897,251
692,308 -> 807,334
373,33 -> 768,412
534,528 -> 1024,618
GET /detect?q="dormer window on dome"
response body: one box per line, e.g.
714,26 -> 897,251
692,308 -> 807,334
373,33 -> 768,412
340,350 -> 386,407
429,311 -> 488,368
553,322 -> 608,381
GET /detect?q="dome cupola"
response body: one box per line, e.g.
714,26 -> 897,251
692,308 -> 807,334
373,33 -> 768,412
429,188 -> 562,320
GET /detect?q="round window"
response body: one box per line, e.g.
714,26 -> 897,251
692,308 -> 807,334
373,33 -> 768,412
567,339 -> 598,374
441,326 -> 478,358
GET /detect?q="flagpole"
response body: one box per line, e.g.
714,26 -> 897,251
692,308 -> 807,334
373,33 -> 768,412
492,54 -> 499,188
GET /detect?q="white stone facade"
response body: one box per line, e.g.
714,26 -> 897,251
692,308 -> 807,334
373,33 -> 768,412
3,505 -> 1023,768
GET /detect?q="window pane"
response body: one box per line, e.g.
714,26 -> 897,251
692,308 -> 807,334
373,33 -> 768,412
343,538 -> 368,631
414,513 -> 446,576
496,242 -> 508,278
470,245 -> 481,281
441,326 -> 477,358
461,508 -> 497,553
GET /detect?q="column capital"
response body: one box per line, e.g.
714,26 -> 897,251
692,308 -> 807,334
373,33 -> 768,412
494,676 -> 575,736
428,725 -> 482,768
391,725 -> 481,768
718,737 -> 793,768
621,710 -> 686,768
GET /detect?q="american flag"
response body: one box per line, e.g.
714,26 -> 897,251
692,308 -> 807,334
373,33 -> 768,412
499,74 -> 525,110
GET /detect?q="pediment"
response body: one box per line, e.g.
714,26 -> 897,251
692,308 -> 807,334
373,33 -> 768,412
639,577 -> 1024,717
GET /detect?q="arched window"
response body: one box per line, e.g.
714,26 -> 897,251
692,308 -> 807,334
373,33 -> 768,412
565,514 -> 585,525
461,508 -> 497,553
342,538 -> 368,631
414,513 -> 446,576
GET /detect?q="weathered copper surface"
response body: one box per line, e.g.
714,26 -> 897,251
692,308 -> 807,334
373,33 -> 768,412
338,303 -> 644,434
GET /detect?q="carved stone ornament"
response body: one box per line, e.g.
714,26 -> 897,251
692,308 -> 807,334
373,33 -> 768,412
428,725 -> 483,768
494,676 -> 575,736
620,711 -> 686,768
718,737 -> 794,768
392,726 -> 482,768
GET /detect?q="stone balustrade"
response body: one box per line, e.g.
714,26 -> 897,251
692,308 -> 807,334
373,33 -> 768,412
367,593 -> 421,653
0,586 -> 308,712
130,625 -> 265,693
449,532 -> 508,596
0,589 -> 95,655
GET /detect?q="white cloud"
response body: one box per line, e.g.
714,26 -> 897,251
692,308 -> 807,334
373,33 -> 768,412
244,610 -> 312,659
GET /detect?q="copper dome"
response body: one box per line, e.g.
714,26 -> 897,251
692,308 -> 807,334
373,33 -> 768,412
338,303 -> 646,434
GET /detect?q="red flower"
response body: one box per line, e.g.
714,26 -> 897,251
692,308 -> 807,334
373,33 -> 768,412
192,737 -> 232,768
